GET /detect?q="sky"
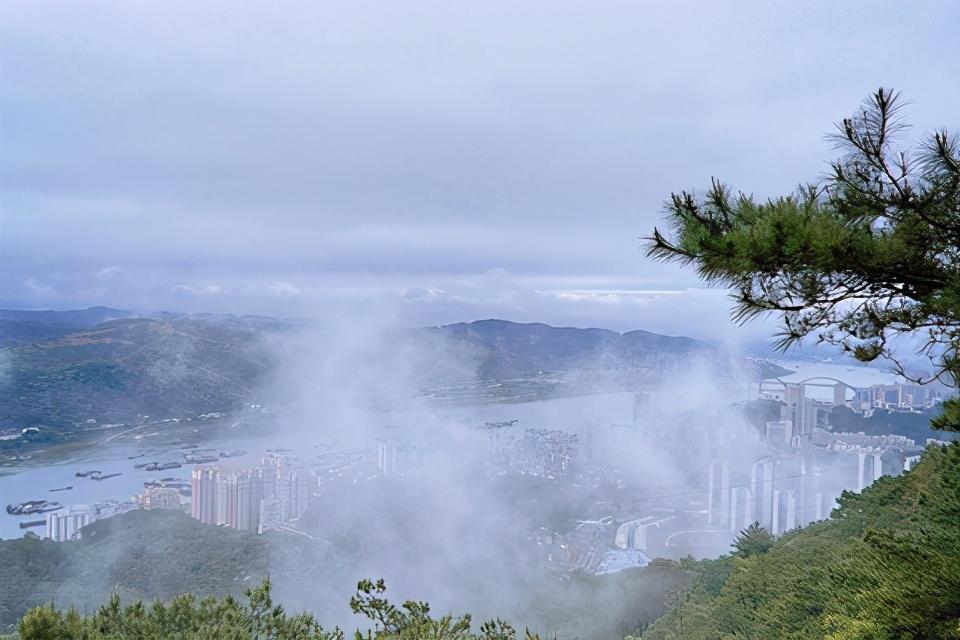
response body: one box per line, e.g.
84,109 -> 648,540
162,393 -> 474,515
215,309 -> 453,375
1,1 -> 958,340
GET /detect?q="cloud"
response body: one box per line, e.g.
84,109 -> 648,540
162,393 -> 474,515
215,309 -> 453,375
1,1 -> 957,332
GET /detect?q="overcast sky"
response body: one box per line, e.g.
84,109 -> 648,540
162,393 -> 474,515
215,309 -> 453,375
1,1 -> 957,339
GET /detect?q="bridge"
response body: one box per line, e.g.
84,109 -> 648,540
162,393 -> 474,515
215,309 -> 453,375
759,376 -> 862,403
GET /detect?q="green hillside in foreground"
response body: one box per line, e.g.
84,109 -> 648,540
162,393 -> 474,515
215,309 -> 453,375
640,441 -> 960,640
0,509 -> 691,639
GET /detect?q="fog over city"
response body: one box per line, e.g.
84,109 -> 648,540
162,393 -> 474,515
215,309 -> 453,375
1,2 -> 958,639
5,303 -> 934,635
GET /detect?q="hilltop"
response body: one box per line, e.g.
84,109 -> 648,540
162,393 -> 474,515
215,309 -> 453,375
0,307 -> 132,347
0,312 -> 281,433
431,319 -> 708,379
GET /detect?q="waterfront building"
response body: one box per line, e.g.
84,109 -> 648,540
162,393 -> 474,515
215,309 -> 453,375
142,486 -> 181,510
46,505 -> 93,542
190,451 -> 313,532
191,466 -> 218,524
236,468 -> 264,531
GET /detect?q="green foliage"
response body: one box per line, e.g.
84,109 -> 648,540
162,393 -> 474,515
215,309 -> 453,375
641,442 -> 960,639
349,578 -> 535,640
731,522 -> 774,558
0,510 -> 275,634
8,578 -> 548,640
0,508 -> 692,640
13,578 -> 339,640
0,315 -> 277,432
647,88 -> 960,429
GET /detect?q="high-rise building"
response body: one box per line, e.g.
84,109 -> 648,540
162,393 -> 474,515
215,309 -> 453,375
288,465 -> 311,521
46,505 -> 93,541
728,486 -> 754,533
772,489 -> 797,534
857,450 -> 884,491
142,486 -> 181,510
764,420 -> 794,447
191,466 -> 218,524
751,458 -> 777,530
216,471 -> 240,526
707,459 -> 730,527
833,382 -> 847,406
780,384 -> 822,440
236,468 -> 264,531
190,453 -> 313,532
377,441 -> 398,476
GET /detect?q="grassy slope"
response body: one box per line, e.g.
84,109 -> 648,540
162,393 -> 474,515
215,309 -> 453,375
640,442 -> 960,640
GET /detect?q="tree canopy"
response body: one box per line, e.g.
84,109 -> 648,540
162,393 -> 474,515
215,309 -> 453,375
647,88 -> 960,429
9,578 -> 540,640
731,522 -> 775,558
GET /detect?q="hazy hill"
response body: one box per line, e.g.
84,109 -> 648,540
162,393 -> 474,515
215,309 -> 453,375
0,509 -> 691,639
0,310 -> 781,433
0,313 -> 279,431
0,307 -> 132,347
432,319 -> 707,378
0,510 -> 285,631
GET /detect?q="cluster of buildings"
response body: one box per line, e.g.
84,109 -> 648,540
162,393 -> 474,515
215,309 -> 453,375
487,427 -> 578,479
853,382 -> 950,413
45,499 -> 138,542
707,455 -> 837,536
190,450 -> 312,532
540,378 -> 950,572
31,441 -> 414,542
713,381 -> 936,539
762,378 -> 952,435
43,480 -> 192,541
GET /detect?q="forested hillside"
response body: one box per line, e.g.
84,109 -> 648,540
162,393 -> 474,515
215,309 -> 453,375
0,312 -> 777,435
0,510 -> 691,640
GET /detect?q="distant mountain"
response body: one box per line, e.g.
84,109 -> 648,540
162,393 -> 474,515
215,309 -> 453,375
0,311 -> 784,433
429,319 -> 709,379
0,307 -> 132,346
0,313 -> 280,431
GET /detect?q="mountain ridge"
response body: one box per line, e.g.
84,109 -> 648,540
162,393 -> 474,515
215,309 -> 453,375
0,309 -> 778,435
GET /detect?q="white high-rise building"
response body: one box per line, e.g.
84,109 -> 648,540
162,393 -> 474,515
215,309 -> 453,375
46,506 -> 93,542
707,459 -> 730,527
751,458 -> 777,530
190,452 -> 313,532
857,450 -> 884,491
728,487 -> 754,533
